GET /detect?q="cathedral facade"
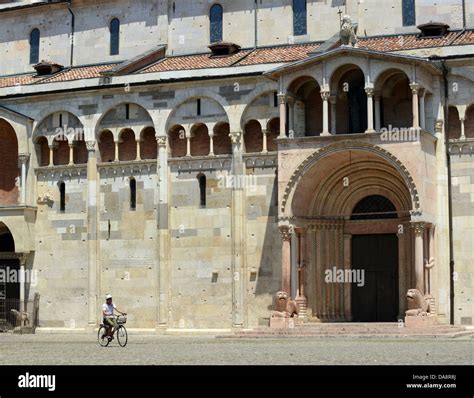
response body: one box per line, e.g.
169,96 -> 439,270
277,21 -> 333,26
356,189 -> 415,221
0,0 -> 472,331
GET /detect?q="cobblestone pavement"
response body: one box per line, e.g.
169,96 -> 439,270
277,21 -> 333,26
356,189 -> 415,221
0,334 -> 472,365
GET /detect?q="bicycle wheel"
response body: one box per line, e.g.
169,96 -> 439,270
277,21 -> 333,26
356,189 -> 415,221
117,325 -> 128,347
98,326 -> 110,347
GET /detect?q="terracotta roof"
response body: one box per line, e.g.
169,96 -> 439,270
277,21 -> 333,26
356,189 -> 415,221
0,31 -> 473,90
358,30 -> 474,52
141,43 -> 321,73
36,64 -> 116,84
142,49 -> 254,73
0,74 -> 39,88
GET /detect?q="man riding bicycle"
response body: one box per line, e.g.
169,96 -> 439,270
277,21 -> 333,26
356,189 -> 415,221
102,294 -> 126,341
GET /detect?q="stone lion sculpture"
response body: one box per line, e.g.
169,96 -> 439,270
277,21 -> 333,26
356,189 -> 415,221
270,291 -> 299,318
10,309 -> 30,327
340,15 -> 358,47
405,289 -> 432,317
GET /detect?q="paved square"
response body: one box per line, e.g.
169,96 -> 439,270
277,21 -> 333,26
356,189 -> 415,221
0,334 -> 472,365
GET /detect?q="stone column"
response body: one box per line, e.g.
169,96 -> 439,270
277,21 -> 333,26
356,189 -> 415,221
18,155 -> 29,206
278,93 -> 287,138
365,86 -> 376,133
343,234 -> 352,321
48,143 -> 56,166
410,83 -> 420,130
321,90 -> 331,136
114,141 -> 119,162
209,131 -> 215,156
136,139 -> 141,161
425,225 -> 436,294
397,227 -> 407,318
287,97 -> 295,136
460,118 -> 466,140
68,143 -> 74,165
419,89 -> 426,130
330,95 -> 337,135
230,131 -> 246,327
186,134 -> 191,157
86,141 -> 99,327
261,129 -> 268,154
315,224 -> 324,320
296,229 -> 307,319
280,225 -> 292,295
156,136 -> 169,328
19,254 -> 27,326
374,94 -> 382,132
412,222 -> 425,293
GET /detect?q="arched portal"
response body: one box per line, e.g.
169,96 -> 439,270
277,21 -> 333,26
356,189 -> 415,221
286,148 -> 417,322
0,223 -> 19,328
0,120 -> 19,206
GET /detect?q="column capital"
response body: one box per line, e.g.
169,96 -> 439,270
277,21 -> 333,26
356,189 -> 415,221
435,119 -> 444,134
410,82 -> 421,94
277,93 -> 286,105
287,96 -> 295,106
279,225 -> 293,242
86,141 -> 96,152
18,154 -> 30,164
365,86 -> 375,97
329,95 -> 337,105
49,142 -> 59,150
411,221 -> 426,236
229,131 -> 242,144
320,90 -> 331,101
156,135 -> 167,148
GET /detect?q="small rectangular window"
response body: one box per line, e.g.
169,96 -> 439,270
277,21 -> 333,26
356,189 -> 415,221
125,104 -> 130,120
402,0 -> 416,27
198,175 -> 206,208
197,99 -> 202,116
130,178 -> 136,210
59,182 -> 66,212
273,92 -> 278,108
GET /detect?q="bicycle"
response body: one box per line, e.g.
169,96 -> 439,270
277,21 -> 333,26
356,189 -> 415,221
98,315 -> 128,347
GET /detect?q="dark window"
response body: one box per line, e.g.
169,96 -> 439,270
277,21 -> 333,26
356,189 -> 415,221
273,92 -> 278,107
210,4 -> 223,43
351,195 -> 397,220
130,178 -> 136,210
197,99 -> 202,116
59,182 -> 66,212
198,174 -> 206,207
110,18 -> 120,56
293,0 -> 307,36
402,0 -> 416,26
59,113 -> 63,127
125,104 -> 130,120
29,28 -> 40,64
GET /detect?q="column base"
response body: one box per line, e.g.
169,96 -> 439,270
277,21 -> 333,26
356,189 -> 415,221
320,131 -> 332,137
365,129 -> 376,134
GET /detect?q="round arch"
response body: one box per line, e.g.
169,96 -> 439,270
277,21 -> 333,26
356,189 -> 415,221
281,141 -> 421,217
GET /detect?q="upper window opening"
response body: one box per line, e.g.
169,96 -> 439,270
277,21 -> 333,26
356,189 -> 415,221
402,0 -> 416,27
210,4 -> 223,43
29,28 -> 40,64
293,0 -> 307,36
110,18 -> 120,56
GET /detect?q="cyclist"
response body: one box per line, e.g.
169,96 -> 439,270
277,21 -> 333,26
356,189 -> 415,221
102,294 -> 126,341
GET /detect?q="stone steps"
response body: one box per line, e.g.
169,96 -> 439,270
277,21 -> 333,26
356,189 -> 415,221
220,323 -> 473,339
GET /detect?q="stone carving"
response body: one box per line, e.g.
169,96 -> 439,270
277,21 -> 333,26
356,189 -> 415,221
405,289 -> 432,317
270,291 -> 299,318
11,309 -> 30,327
340,15 -> 358,47
37,191 -> 54,204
